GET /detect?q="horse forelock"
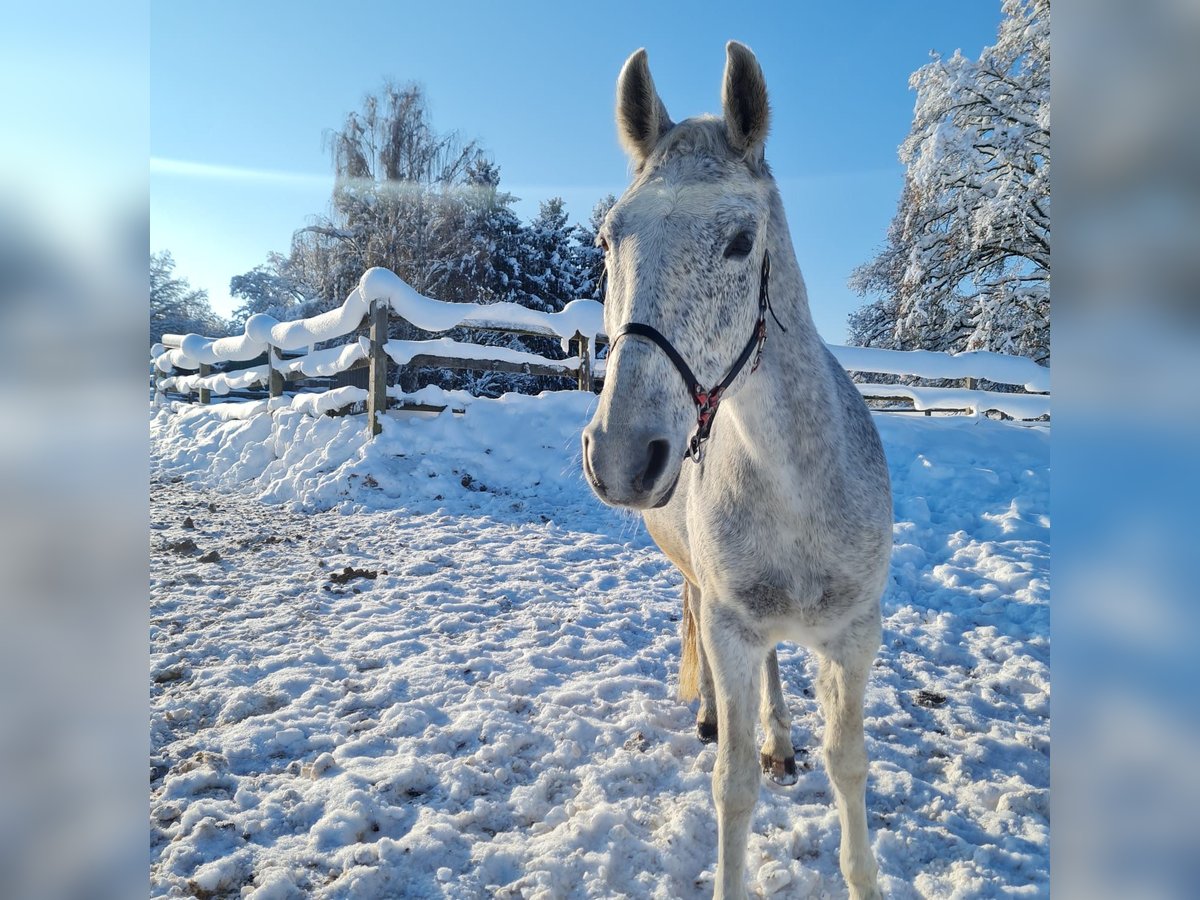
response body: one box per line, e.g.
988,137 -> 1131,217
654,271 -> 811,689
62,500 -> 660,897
637,116 -> 772,183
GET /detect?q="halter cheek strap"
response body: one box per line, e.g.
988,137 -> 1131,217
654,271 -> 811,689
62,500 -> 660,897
609,249 -> 784,464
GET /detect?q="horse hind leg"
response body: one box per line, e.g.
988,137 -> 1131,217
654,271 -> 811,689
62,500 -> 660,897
816,617 -> 883,900
680,581 -> 719,743
759,648 -> 797,785
696,629 -> 719,743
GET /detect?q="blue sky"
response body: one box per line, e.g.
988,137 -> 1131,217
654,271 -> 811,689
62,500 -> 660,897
151,0 -> 1000,341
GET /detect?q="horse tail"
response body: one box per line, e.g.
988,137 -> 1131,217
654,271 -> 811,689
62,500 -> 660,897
678,581 -> 700,702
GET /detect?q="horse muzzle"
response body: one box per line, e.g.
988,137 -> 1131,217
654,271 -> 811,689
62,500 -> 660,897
581,423 -> 679,510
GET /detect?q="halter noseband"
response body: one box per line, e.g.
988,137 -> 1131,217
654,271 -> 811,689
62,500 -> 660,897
608,249 -> 784,464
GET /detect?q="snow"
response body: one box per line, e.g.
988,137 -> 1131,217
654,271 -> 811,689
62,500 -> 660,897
386,385 -> 478,411
829,344 -> 1050,393
385,337 -> 581,373
857,383 -> 1050,420
153,269 -> 606,381
280,338 -> 370,379
159,388 -> 368,422
150,394 -> 1049,898
360,268 -> 605,343
246,290 -> 371,352
288,387 -> 369,418
163,365 -> 269,396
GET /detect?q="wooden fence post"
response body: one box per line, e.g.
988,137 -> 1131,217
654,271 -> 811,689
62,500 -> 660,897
367,298 -> 389,437
576,332 -> 592,393
268,346 -> 283,399
965,376 -> 978,391
198,363 -> 211,405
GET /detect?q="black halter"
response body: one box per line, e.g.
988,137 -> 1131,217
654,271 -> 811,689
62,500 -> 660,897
608,250 -> 785,463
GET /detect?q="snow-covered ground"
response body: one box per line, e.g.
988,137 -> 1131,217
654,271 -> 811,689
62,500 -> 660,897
150,392 -> 1049,899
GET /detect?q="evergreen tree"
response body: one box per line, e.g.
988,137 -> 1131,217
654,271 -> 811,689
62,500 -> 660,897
517,198 -> 581,313
573,194 -> 617,300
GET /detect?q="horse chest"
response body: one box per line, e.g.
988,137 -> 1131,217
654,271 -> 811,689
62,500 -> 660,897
643,465 -> 832,608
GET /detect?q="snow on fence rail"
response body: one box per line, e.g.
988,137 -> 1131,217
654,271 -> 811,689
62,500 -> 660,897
151,266 -> 1049,433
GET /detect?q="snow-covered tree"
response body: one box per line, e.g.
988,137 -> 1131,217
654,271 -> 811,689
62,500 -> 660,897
849,0 -> 1049,364
150,251 -> 225,343
573,194 -> 617,300
286,81 -> 488,312
228,252 -> 314,327
238,82 -> 612,397
516,198 -> 581,313
447,159 -> 525,306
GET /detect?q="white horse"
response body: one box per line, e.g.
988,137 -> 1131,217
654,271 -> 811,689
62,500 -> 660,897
582,43 -> 892,900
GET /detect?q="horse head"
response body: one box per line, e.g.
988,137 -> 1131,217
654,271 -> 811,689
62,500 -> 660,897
583,42 -> 779,509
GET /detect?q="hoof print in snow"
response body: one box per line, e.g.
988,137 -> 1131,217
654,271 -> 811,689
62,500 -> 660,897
916,689 -> 948,707
460,472 -> 489,493
624,731 -> 650,752
164,537 -> 199,555
207,502 -> 218,512
199,550 -> 221,563
329,566 -> 378,585
182,516 -> 195,529
362,474 -> 379,488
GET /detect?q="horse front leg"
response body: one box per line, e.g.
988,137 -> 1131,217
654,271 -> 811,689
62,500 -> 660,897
817,616 -> 883,900
701,604 -> 764,900
759,648 -> 797,784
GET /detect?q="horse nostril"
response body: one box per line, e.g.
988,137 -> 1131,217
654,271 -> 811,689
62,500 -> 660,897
639,439 -> 671,493
582,432 -> 605,493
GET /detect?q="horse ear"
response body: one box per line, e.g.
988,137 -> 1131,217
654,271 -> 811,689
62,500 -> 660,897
616,48 -> 673,166
722,41 -> 770,157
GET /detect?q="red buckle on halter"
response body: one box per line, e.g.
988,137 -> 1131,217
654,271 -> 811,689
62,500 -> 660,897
688,387 -> 723,462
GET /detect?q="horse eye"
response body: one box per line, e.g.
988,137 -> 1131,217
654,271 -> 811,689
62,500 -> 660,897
724,231 -> 754,259
598,236 -> 610,253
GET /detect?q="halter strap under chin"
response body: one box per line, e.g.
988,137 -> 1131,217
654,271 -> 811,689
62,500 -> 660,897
609,249 -> 783,464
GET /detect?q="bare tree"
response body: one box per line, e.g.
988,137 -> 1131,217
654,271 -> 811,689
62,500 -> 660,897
150,251 -> 225,343
287,81 -> 489,309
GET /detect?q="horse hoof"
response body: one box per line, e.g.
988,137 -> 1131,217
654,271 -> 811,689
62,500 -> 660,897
761,752 -> 798,786
697,721 -> 718,744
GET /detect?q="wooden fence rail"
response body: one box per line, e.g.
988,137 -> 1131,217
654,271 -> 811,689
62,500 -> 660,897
154,291 -> 1047,434
155,302 -> 601,437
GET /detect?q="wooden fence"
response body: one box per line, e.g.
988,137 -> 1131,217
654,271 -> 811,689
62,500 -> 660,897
154,301 -> 604,436
152,269 -> 1049,435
